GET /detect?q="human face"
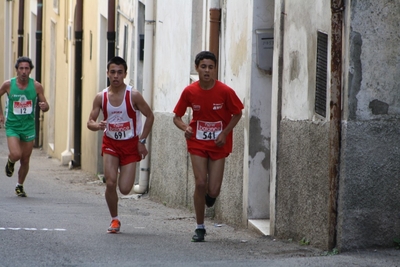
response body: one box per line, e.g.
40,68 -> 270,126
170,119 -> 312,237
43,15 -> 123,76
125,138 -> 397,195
107,63 -> 127,87
16,62 -> 32,82
196,59 -> 216,82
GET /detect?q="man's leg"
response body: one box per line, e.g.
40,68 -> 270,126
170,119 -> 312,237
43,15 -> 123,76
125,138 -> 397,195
189,154 -> 209,242
103,154 -> 120,218
206,157 -> 225,199
18,140 -> 34,185
190,154 -> 209,225
5,137 -> 22,177
204,158 -> 225,207
118,162 -> 136,195
103,153 -> 121,233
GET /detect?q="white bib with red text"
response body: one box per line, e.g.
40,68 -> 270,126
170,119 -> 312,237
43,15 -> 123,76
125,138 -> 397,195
196,120 -> 223,140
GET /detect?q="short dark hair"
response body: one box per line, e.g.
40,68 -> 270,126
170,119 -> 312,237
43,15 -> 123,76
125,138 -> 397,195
15,57 -> 34,70
195,51 -> 217,67
107,56 -> 128,72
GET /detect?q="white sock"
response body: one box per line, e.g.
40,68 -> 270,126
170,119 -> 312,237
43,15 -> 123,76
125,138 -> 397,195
196,224 -> 205,229
112,216 -> 119,221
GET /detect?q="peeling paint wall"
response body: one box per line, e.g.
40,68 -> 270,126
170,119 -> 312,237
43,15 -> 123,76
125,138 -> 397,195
272,0 -> 332,250
246,0 -> 275,220
273,0 -> 400,251
345,0 -> 400,121
337,0 -> 400,250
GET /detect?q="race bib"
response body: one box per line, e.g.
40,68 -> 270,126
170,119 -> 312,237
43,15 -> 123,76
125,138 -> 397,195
107,120 -> 134,140
196,120 -> 223,140
13,100 -> 33,115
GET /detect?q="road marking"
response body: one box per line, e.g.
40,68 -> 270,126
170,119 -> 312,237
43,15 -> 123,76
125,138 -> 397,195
0,227 -> 67,231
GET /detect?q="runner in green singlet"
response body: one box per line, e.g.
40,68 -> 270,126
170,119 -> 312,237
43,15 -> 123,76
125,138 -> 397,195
0,57 -> 50,197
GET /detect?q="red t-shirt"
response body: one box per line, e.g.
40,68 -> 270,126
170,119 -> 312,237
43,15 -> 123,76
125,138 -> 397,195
173,80 -> 244,153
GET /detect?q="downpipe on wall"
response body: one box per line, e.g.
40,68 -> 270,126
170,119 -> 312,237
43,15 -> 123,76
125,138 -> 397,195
71,0 -> 84,168
328,0 -> 344,250
34,0 -> 43,148
134,0 -> 154,194
17,0 -> 24,57
107,0 -> 116,86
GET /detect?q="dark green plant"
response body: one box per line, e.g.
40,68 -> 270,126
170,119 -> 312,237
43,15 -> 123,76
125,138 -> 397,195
321,248 -> 339,256
299,237 -> 310,246
394,237 -> 400,249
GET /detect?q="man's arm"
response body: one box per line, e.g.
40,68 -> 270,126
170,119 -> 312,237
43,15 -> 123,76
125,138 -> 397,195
87,93 -> 105,131
215,111 -> 242,147
132,89 -> 154,158
0,80 -> 11,125
35,81 -> 50,112
132,90 -> 154,140
173,115 -> 193,139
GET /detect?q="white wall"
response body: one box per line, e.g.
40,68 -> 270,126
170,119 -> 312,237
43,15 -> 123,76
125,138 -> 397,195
280,1 -> 331,121
153,0 -> 193,112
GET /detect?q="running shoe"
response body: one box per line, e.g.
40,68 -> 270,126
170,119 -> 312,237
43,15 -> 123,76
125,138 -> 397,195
107,219 -> 121,233
205,194 -> 216,208
191,228 -> 206,242
5,160 -> 14,177
15,185 -> 27,197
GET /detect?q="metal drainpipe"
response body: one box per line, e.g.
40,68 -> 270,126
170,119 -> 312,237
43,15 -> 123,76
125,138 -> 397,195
328,0 -> 344,250
72,0 -> 84,168
34,0 -> 43,148
134,0 -> 154,194
270,0 -> 286,237
17,0 -> 25,57
107,0 -> 116,86
209,8 -> 220,78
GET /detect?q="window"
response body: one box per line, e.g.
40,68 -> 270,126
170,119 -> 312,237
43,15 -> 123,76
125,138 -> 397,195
53,0 -> 59,14
315,31 -> 328,117
123,25 -> 128,60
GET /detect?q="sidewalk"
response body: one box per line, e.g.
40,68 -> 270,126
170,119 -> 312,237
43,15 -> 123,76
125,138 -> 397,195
1,127 -> 400,266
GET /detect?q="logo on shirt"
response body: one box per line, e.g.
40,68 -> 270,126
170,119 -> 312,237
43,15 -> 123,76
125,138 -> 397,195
193,105 -> 201,111
213,103 -> 223,110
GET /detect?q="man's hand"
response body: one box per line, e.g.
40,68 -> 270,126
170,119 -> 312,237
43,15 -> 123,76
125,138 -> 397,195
138,143 -> 148,159
38,102 -> 49,111
185,126 -> 193,139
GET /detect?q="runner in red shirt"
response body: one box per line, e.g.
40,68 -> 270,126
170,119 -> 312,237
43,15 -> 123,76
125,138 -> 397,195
87,56 -> 154,233
173,51 -> 244,242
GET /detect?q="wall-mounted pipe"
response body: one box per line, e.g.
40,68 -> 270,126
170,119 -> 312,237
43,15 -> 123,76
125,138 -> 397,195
328,0 -> 344,250
34,0 -> 43,148
72,0 -> 84,168
17,0 -> 25,57
209,7 -> 221,78
270,0 -> 286,237
134,0 -> 154,194
4,1 -> 13,79
107,0 -> 116,86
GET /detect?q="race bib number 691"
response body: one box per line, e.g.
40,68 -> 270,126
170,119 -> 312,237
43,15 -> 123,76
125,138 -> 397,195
107,121 -> 134,140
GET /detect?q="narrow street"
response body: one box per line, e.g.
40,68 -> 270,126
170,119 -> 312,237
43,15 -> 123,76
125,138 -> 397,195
0,129 -> 399,267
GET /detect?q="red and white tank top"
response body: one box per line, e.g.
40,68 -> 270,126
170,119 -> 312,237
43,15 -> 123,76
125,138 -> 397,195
102,86 -> 142,140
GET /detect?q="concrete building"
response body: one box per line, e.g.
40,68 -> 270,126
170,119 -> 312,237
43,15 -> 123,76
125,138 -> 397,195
1,0 -> 399,251
272,0 -> 400,250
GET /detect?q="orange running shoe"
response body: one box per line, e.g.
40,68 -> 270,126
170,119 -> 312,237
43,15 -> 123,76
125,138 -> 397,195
107,219 -> 121,233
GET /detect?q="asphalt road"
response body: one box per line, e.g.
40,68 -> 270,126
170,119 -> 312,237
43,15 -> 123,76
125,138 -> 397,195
0,128 -> 399,267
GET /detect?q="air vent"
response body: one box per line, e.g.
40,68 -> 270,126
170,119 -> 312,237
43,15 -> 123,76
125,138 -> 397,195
315,31 -> 328,117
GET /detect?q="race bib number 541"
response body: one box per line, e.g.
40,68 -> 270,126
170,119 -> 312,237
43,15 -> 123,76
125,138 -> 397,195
196,121 -> 223,140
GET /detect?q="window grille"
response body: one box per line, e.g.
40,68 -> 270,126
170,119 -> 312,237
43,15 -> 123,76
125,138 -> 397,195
315,31 -> 328,117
